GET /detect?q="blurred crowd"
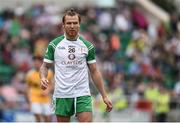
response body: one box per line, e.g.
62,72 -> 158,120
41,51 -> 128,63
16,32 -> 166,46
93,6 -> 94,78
0,0 -> 180,122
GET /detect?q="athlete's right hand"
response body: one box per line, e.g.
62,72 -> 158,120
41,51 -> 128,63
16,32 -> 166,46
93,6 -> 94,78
40,78 -> 49,90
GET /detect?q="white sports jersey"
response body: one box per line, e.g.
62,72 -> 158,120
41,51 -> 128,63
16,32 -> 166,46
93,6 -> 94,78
44,35 -> 96,98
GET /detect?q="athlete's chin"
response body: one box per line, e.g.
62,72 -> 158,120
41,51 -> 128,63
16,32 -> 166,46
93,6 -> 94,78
69,33 -> 78,38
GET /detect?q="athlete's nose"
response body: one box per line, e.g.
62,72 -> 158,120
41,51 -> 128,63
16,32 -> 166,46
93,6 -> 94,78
70,23 -> 74,28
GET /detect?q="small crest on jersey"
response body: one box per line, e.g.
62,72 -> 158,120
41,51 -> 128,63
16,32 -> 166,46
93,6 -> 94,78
79,47 -> 87,53
58,46 -> 66,50
68,54 -> 76,60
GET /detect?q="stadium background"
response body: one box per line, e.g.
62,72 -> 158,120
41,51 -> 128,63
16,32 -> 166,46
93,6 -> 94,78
0,0 -> 180,122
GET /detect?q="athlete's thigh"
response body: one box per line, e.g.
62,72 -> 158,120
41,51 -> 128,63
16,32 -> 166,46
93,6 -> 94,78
56,115 -> 71,122
76,96 -> 93,122
77,112 -> 92,122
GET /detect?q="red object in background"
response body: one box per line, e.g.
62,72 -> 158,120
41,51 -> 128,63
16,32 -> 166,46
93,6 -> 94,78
157,23 -> 166,38
140,63 -> 150,75
111,34 -> 120,51
131,7 -> 148,29
19,61 -> 29,72
135,99 -> 152,112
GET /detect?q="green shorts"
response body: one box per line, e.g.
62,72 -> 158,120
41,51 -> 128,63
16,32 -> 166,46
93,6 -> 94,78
54,95 -> 92,116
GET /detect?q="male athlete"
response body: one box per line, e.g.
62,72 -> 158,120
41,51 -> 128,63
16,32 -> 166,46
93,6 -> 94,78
40,9 -> 112,122
26,56 -> 53,122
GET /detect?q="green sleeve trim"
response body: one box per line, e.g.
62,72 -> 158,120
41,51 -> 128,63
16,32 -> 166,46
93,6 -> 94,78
44,35 -> 65,61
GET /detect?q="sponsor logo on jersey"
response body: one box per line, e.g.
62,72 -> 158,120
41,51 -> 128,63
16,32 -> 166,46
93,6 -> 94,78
58,46 -> 66,50
61,60 -> 83,65
68,45 -> 75,48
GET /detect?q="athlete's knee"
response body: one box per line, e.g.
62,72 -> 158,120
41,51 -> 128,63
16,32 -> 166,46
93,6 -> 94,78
56,115 -> 71,122
77,112 -> 92,122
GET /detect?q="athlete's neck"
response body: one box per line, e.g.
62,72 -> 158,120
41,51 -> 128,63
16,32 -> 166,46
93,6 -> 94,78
65,34 -> 79,41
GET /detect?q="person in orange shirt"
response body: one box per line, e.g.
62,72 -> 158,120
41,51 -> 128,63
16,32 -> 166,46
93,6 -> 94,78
25,56 -> 54,122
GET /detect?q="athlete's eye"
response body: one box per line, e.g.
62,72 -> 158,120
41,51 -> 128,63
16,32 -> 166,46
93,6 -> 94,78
73,22 -> 78,25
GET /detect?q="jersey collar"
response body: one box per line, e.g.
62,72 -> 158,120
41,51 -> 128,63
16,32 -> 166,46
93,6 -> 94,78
64,34 -> 80,41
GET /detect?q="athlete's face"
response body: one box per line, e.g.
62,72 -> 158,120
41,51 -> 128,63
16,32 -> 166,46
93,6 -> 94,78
63,15 -> 80,39
34,59 -> 42,70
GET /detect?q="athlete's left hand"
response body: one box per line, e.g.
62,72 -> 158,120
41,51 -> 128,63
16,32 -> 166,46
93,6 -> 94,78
103,96 -> 113,112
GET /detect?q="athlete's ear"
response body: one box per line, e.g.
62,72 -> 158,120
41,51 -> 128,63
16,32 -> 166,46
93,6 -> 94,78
62,24 -> 65,31
62,23 -> 64,27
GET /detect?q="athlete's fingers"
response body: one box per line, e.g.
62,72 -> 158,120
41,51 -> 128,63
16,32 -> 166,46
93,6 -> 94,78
40,79 -> 49,90
107,105 -> 113,112
41,83 -> 47,90
106,105 -> 112,112
105,100 -> 113,112
103,97 -> 113,112
106,106 -> 112,112
41,85 -> 47,90
43,79 -> 49,86
41,79 -> 49,85
42,82 -> 48,87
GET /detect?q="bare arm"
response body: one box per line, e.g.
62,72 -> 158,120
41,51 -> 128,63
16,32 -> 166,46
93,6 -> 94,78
40,62 -> 52,79
88,63 -> 112,112
39,62 -> 53,90
88,63 -> 107,98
